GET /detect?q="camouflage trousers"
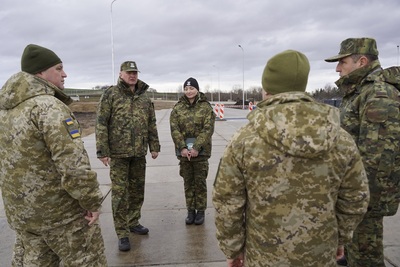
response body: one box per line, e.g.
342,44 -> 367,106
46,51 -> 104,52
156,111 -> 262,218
179,160 -> 209,211
16,217 -> 107,267
110,156 -> 146,238
11,234 -> 24,267
346,214 -> 384,267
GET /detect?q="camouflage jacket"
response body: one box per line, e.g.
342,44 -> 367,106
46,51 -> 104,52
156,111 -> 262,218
170,92 -> 215,161
96,78 -> 160,158
0,72 -> 103,233
337,61 -> 400,216
213,92 -> 369,267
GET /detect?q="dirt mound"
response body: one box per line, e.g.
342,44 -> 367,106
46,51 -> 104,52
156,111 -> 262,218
70,100 -> 176,137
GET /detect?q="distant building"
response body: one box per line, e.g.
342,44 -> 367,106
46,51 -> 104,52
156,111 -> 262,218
323,98 -> 341,107
71,95 -> 80,102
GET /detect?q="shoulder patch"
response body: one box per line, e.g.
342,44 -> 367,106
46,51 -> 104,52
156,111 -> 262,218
365,101 -> 388,123
65,118 -> 74,125
64,118 -> 81,139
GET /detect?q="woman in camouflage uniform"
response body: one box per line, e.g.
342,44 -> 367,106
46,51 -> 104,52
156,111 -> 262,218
170,77 -> 215,225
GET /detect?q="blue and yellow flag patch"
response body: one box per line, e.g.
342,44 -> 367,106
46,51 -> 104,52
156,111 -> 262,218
64,118 -> 81,139
69,129 -> 81,138
65,118 -> 74,125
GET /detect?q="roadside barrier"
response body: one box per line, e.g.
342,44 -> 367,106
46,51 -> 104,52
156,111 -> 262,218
214,103 -> 225,120
219,104 -> 224,119
213,103 -> 219,117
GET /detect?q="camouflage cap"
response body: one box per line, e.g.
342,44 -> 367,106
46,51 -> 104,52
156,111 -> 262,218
325,37 -> 379,62
120,61 -> 140,72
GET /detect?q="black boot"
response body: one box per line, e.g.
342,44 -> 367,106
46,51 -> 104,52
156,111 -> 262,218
118,237 -> 131,252
130,224 -> 149,235
185,210 -> 196,225
337,256 -> 347,266
194,210 -> 205,225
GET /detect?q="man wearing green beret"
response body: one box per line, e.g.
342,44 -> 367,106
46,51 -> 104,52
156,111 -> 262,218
326,37 -> 400,267
0,44 -> 107,266
213,50 -> 369,267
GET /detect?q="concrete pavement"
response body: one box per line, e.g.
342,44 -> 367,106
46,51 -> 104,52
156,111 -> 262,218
1,107 -> 400,266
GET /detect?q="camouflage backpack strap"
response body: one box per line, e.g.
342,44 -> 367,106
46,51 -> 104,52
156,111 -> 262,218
381,66 -> 400,90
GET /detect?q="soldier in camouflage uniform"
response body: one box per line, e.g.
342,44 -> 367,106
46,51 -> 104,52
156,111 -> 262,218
213,50 -> 370,267
170,77 -> 215,225
0,44 -> 107,266
325,37 -> 400,267
96,61 -> 160,251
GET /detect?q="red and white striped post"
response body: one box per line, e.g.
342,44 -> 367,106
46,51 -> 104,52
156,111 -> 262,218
219,103 -> 225,119
214,103 -> 220,117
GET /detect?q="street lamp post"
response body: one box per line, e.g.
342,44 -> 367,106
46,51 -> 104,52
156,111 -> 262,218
213,65 -> 220,103
110,0 -> 118,84
397,45 -> 399,66
238,45 -> 245,109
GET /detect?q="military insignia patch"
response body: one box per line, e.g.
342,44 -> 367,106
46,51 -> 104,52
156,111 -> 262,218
69,129 -> 81,138
65,118 -> 74,125
64,118 -> 81,139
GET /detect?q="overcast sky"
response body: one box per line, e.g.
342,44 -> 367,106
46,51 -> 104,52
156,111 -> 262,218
1,0 -> 400,93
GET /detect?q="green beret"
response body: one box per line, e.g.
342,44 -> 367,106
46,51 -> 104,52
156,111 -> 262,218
21,44 -> 62,74
262,50 -> 310,95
